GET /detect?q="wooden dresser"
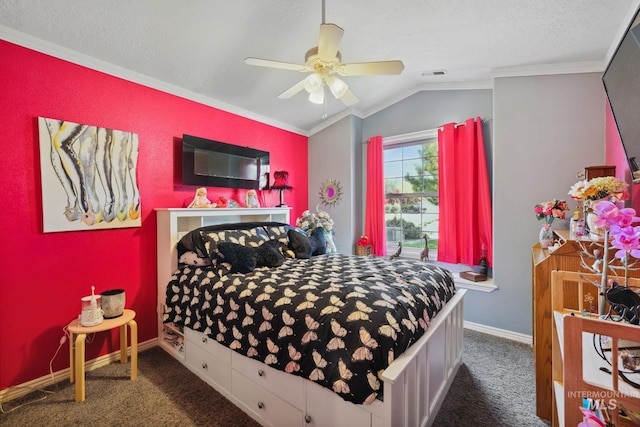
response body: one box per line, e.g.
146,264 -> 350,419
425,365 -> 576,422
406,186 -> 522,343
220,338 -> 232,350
531,229 -> 640,422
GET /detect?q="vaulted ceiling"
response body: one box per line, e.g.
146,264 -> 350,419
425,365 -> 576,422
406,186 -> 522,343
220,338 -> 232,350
1,0 -> 638,135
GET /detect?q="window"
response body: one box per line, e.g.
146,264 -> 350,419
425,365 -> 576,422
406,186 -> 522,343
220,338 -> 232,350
383,132 -> 438,259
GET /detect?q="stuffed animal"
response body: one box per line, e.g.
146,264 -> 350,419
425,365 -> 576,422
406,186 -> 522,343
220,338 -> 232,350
188,187 -> 213,208
245,190 -> 260,208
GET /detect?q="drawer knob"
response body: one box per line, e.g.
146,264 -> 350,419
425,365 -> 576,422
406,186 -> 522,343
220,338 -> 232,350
257,401 -> 265,409
201,336 -> 208,344
201,363 -> 208,369
257,369 -> 265,377
305,415 -> 312,424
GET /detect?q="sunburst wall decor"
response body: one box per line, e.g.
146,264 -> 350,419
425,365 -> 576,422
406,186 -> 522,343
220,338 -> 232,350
319,178 -> 343,207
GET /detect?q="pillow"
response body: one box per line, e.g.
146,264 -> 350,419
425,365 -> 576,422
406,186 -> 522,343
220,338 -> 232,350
178,251 -> 212,267
255,239 -> 285,267
201,228 -> 270,259
309,227 -> 327,256
214,242 -> 257,274
261,225 -> 291,246
288,229 -> 312,259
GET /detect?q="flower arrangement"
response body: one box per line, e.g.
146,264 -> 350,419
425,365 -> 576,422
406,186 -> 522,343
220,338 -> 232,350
296,209 -> 334,234
534,199 -> 569,224
568,176 -> 629,206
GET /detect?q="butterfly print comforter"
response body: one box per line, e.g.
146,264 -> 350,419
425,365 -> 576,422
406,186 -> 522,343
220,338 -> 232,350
164,253 -> 456,405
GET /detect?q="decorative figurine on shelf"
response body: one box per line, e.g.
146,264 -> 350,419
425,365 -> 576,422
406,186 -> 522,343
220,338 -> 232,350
245,189 -> 260,208
188,187 -> 213,208
420,234 -> 430,262
216,196 -> 228,208
389,242 -> 402,260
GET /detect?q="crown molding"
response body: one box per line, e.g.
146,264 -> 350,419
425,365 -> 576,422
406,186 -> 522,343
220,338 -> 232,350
307,107 -> 363,135
491,60 -> 605,79
0,25 -> 308,137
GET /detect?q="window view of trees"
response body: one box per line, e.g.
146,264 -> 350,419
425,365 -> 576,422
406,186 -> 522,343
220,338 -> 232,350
384,140 -> 438,256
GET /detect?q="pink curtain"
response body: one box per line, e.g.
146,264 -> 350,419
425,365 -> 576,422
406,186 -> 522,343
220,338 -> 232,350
364,136 -> 387,256
437,117 -> 493,267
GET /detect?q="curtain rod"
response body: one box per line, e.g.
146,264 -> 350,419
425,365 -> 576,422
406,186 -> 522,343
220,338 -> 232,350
362,118 -> 491,143
438,117 -> 491,131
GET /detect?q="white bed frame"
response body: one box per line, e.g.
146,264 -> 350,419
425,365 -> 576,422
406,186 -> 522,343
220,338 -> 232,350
156,208 -> 466,427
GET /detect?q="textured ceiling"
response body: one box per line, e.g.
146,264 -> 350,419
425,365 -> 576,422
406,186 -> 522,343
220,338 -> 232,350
1,0 -> 639,135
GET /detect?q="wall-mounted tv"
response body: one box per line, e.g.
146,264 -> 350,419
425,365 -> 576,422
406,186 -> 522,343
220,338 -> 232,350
602,6 -> 640,181
182,134 -> 269,189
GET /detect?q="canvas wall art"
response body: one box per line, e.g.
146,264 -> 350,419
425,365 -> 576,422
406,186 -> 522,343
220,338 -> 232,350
38,117 -> 141,232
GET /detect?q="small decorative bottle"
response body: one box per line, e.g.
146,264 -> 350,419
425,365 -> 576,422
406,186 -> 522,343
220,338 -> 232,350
570,211 -> 580,240
479,246 -> 488,276
576,214 -> 585,238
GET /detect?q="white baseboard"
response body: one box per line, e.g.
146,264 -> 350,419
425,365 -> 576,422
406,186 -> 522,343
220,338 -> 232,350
464,321 -> 532,346
0,338 -> 157,403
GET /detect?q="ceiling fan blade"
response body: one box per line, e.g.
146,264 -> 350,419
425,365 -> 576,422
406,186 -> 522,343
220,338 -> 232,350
338,60 -> 405,76
244,57 -> 311,72
339,88 -> 359,106
317,23 -> 344,62
277,79 -> 307,99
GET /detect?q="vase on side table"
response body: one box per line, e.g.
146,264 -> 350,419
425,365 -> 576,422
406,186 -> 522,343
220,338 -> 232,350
539,224 -> 553,249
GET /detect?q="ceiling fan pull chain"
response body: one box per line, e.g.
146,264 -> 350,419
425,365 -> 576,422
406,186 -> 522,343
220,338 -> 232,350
322,86 -> 328,119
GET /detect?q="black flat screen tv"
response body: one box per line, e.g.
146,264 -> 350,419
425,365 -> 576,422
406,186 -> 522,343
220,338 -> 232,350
182,134 -> 270,189
602,6 -> 640,181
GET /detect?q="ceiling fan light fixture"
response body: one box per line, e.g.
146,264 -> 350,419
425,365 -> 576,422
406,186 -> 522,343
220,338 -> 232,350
327,75 -> 348,99
304,73 -> 324,94
308,88 -> 325,104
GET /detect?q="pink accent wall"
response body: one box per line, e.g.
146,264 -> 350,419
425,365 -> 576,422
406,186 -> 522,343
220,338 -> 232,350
0,40 -> 308,390
604,100 -> 640,211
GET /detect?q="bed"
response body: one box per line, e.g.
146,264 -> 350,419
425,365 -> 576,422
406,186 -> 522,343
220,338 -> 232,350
156,209 -> 465,427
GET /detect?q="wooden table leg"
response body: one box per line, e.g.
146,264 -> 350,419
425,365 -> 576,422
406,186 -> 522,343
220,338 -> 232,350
74,333 -> 87,402
69,333 -> 75,383
129,319 -> 138,380
119,324 -> 127,364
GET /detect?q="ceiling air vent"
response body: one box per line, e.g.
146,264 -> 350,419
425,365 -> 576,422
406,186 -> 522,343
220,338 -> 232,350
421,70 -> 447,76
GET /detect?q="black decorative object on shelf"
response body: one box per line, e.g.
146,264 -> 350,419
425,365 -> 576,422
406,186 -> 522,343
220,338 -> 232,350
479,246 -> 488,276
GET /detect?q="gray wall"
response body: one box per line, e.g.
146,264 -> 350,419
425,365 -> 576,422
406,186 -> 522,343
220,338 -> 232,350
490,73 -> 605,334
308,115 -> 362,254
310,73 -> 607,336
363,89 -> 493,138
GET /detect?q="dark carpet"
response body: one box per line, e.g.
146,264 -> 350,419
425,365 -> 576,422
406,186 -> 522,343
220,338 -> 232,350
0,329 -> 550,426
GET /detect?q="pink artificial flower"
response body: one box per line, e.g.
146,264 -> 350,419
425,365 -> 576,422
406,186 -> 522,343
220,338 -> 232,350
592,201 -> 620,228
610,225 -> 640,259
592,201 -> 640,231
615,208 -> 640,227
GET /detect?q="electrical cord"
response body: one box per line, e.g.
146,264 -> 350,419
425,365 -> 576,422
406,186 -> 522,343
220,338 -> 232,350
0,326 -> 69,414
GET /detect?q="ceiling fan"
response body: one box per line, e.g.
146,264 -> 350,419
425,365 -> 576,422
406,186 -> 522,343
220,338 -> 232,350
244,1 -> 404,106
